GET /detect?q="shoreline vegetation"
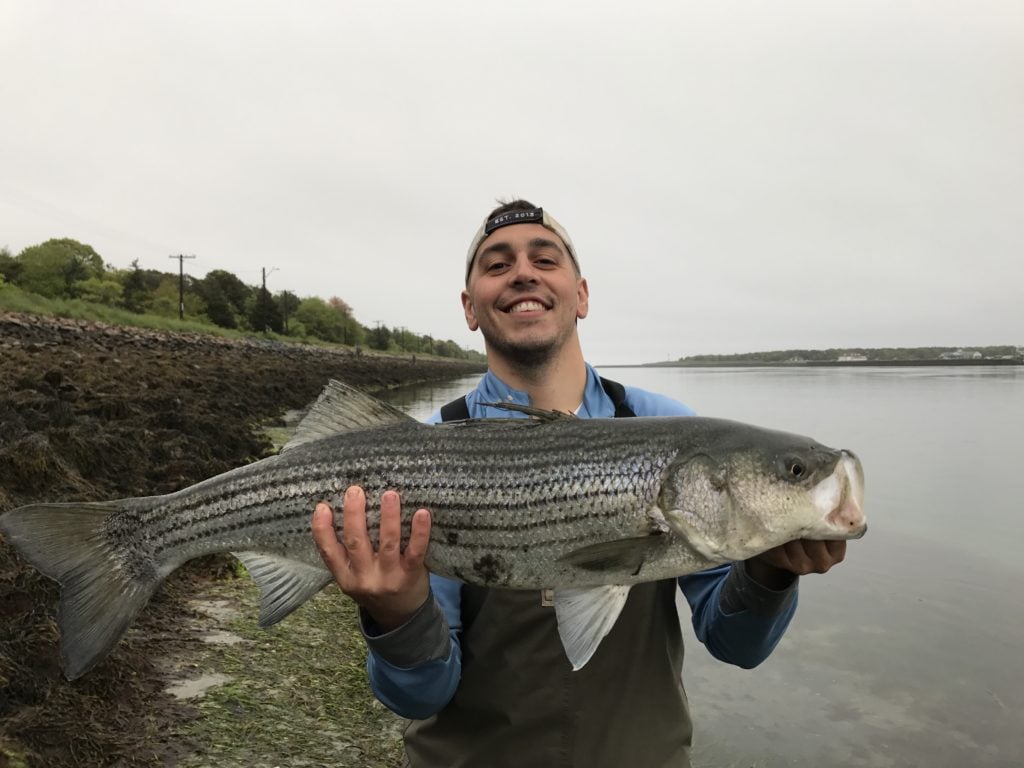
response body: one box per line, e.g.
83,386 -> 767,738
633,357 -> 1022,368
0,242 -> 486,363
0,309 -> 482,768
627,346 -> 1023,368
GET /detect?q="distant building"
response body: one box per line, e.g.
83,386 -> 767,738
838,354 -> 867,362
940,349 -> 982,360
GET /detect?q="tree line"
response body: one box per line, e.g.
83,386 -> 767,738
0,238 -> 483,360
677,346 -> 1021,363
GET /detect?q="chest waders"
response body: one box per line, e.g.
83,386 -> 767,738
403,378 -> 693,768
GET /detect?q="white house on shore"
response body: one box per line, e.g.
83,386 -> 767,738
940,349 -> 983,360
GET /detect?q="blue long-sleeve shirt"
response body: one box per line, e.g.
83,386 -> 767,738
363,365 -> 799,718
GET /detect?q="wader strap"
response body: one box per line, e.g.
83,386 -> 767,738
439,397 -> 471,422
439,376 -> 635,422
598,376 -> 636,418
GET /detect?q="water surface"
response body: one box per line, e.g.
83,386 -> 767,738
382,367 -> 1024,767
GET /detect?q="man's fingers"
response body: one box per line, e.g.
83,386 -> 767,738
787,539 -> 847,575
341,486 -> 372,569
311,502 -> 349,576
404,508 -> 432,566
751,537 -> 850,578
377,490 -> 403,563
825,539 -> 846,563
808,539 -> 845,573
782,540 -> 806,571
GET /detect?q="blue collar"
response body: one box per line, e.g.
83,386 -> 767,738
466,364 -> 618,419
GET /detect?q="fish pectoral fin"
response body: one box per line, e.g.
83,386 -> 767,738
233,552 -> 333,626
557,536 -> 661,573
281,379 -> 415,452
554,585 -> 632,671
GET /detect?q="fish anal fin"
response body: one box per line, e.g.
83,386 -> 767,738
234,551 -> 332,626
282,379 -> 414,452
554,585 -> 632,671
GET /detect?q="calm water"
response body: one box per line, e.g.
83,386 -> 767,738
382,367 -> 1024,768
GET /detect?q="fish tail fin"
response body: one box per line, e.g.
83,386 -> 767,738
0,500 -> 161,680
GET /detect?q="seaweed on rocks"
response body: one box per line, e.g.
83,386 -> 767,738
0,311 -> 483,767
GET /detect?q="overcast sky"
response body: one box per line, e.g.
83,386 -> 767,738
1,1 -> 1021,364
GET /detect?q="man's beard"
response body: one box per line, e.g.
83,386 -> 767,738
481,327 -> 561,370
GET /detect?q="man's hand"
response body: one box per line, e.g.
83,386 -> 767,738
745,539 -> 847,589
311,486 -> 432,631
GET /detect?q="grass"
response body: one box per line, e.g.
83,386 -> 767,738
0,284 -> 479,363
166,408 -> 408,766
0,743 -> 31,768
0,284 -> 250,337
175,577 -> 406,768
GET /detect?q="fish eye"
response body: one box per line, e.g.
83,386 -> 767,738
784,458 -> 807,480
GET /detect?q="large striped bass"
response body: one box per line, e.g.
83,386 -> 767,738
0,380 -> 866,679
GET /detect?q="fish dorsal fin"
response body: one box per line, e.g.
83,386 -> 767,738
480,401 -> 577,421
282,379 -> 414,452
557,535 -> 664,573
233,551 -> 334,626
554,585 -> 632,670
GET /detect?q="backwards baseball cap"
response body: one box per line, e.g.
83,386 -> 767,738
465,207 -> 579,281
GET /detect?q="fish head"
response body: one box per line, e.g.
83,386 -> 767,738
658,427 -> 866,563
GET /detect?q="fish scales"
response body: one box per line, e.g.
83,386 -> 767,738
0,379 -> 866,678
130,418 -> 678,585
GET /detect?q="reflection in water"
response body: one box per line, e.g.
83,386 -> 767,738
380,375 -> 483,421
381,367 -> 1024,767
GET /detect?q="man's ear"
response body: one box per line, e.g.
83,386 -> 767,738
462,290 -> 479,331
576,278 -> 589,320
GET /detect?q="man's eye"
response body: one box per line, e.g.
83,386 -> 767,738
486,262 -> 509,272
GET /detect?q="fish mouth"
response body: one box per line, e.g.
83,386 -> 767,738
814,450 -> 867,538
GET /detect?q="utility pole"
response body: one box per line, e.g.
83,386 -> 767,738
260,267 -> 279,333
168,254 -> 196,319
262,266 -> 278,291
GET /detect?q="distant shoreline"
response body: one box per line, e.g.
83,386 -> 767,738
602,358 -> 1024,369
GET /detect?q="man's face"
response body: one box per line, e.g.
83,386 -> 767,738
462,222 -> 589,367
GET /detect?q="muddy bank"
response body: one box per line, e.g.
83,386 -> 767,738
0,311 -> 483,767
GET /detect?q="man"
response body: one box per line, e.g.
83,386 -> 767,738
311,200 -> 847,767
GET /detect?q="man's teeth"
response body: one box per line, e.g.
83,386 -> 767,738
508,301 -> 545,313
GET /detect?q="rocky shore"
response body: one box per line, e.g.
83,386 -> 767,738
0,312 -> 484,767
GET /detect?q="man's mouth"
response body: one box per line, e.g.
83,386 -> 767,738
504,300 -> 547,314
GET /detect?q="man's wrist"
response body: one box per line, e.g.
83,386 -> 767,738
360,589 -> 451,667
364,592 -> 430,633
719,560 -> 798,616
744,558 -> 798,591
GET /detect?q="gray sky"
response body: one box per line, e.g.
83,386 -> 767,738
2,1 -> 1021,364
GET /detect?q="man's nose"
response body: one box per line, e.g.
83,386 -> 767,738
509,256 -> 539,284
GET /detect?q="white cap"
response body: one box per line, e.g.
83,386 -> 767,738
465,207 -> 578,282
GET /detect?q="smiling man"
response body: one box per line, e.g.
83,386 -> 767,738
459,207 -> 591,410
312,200 -> 847,767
